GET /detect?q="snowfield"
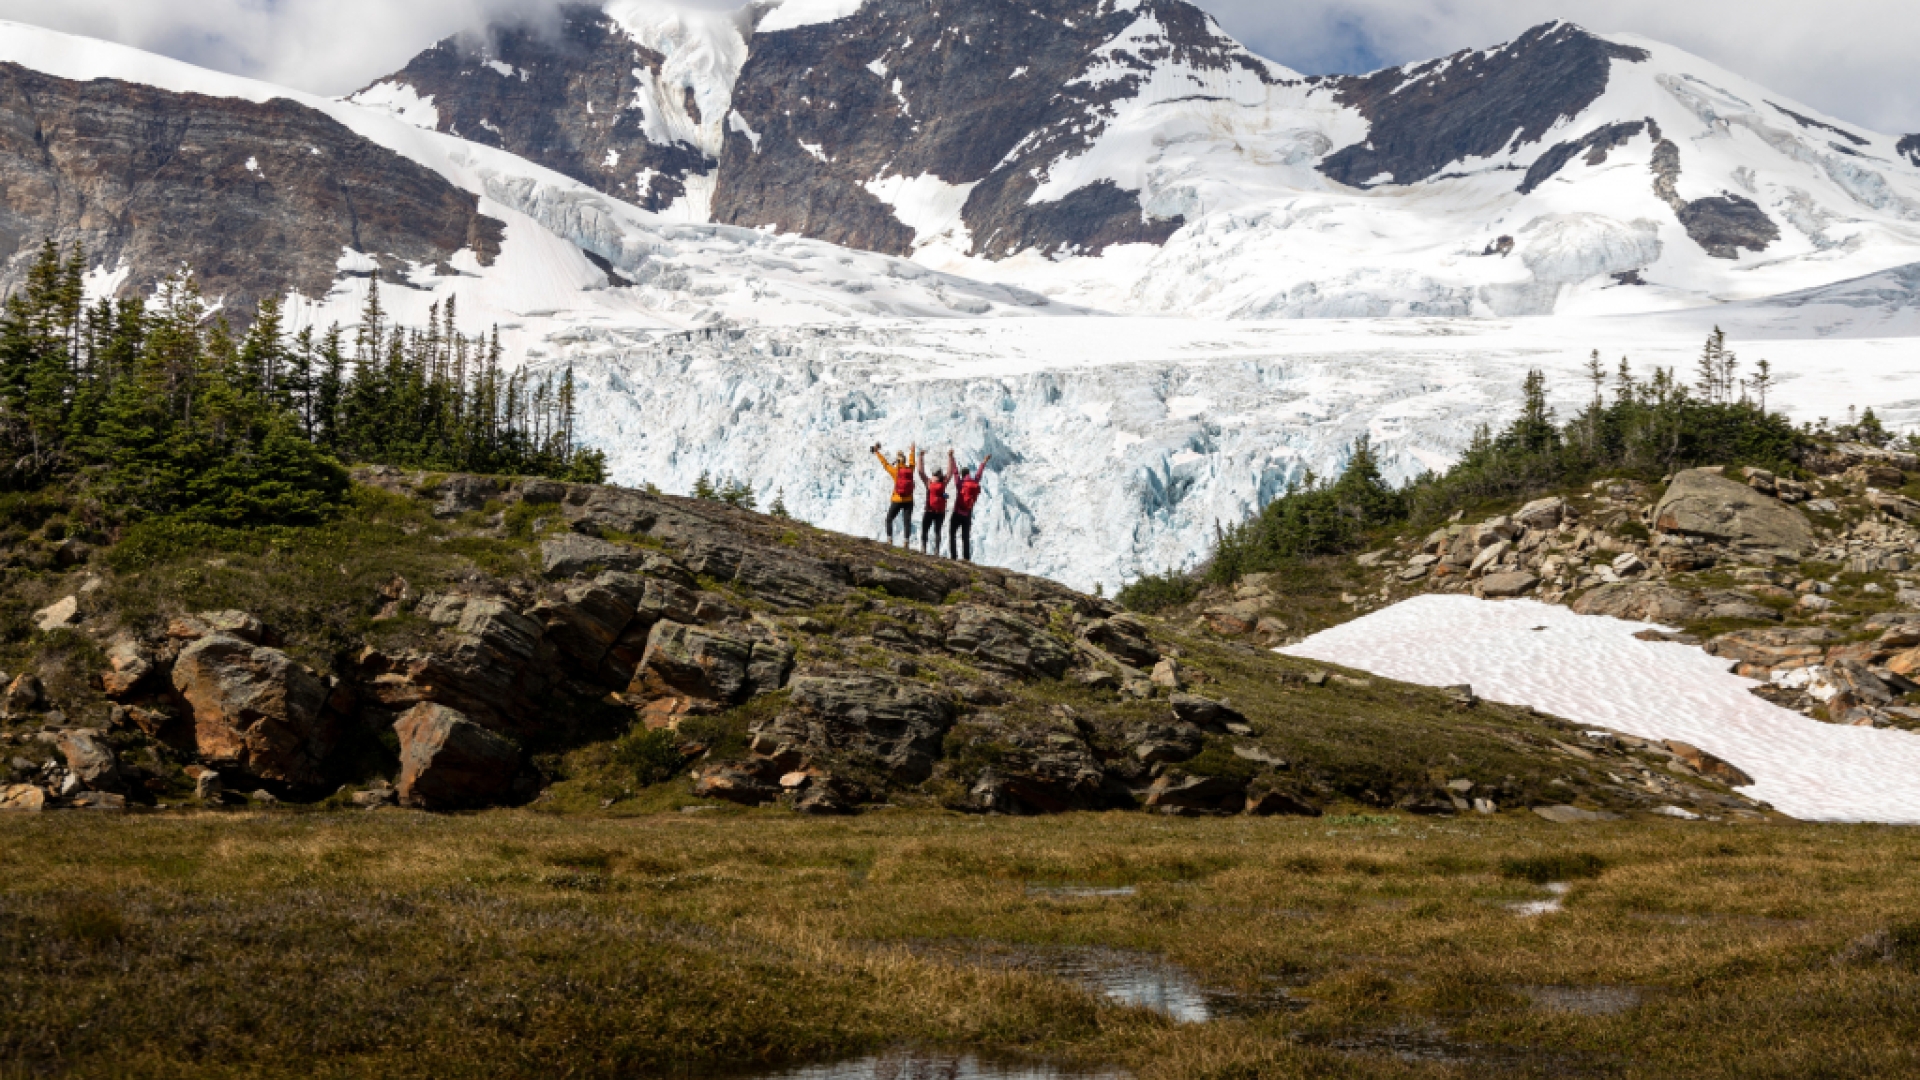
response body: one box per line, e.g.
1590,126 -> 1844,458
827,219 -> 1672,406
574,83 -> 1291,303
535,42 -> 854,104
1280,595 -> 1920,824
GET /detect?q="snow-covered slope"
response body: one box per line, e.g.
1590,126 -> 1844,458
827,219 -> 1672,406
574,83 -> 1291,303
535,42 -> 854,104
1282,595 -> 1920,824
366,2 -> 1920,321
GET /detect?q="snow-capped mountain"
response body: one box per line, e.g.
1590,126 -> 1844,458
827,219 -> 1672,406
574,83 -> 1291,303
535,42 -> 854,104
355,1 -> 1920,318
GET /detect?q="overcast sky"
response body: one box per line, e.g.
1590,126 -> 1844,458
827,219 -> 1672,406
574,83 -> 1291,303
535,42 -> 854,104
1,0 -> 1913,133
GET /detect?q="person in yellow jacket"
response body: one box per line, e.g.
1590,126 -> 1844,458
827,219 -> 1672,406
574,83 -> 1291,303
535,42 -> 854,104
872,442 -> 917,546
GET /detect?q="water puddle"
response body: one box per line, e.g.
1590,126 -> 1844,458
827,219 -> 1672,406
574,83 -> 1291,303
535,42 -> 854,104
1509,882 -> 1571,917
1308,1025 -> 1597,1074
743,1049 -> 1125,1079
1024,885 -> 1136,899
1516,984 -> 1646,1016
903,941 -> 1295,1023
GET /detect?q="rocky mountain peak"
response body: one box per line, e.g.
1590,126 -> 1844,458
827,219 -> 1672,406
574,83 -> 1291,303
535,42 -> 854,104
1317,21 -> 1649,188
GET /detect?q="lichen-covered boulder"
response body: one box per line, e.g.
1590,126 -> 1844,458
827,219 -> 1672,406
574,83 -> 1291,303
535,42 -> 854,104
395,703 -> 521,810
172,633 -> 334,787
1654,468 -> 1814,553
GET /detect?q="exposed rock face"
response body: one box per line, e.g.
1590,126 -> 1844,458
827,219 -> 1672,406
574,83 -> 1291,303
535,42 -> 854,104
395,702 -> 522,810
1676,195 -> 1782,259
352,5 -> 719,212
1320,23 -> 1649,188
1902,135 -> 1920,168
944,605 -> 1072,678
1519,120 -> 1647,194
752,674 -> 956,783
1654,469 -> 1814,553
171,634 -> 335,787
712,0 -> 1216,257
1573,583 -> 1705,623
56,730 -> 122,793
0,63 -> 503,314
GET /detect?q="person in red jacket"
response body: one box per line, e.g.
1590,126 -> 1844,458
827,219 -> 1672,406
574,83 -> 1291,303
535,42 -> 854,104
917,451 -> 952,556
947,448 -> 992,563
872,442 -> 917,545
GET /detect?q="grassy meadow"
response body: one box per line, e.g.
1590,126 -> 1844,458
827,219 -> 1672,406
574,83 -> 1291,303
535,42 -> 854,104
2,809 -> 1916,1079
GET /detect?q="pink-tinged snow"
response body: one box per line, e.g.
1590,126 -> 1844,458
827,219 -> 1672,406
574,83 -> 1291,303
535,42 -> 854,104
1279,595 -> 1920,824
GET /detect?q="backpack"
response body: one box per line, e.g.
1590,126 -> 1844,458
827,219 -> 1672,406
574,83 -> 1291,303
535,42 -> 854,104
955,475 -> 982,514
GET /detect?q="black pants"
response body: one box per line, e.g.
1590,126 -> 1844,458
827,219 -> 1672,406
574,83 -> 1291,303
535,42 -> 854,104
921,510 -> 946,554
885,502 -> 912,541
949,514 -> 973,562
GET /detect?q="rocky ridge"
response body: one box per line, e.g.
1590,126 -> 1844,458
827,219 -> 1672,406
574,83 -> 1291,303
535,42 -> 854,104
0,469 -> 1766,822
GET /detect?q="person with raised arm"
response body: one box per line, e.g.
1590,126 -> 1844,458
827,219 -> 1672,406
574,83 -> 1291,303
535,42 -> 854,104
917,450 -> 952,557
947,448 -> 992,563
871,442 -> 917,546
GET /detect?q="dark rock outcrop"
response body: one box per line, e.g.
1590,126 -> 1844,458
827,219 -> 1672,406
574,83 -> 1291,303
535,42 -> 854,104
751,674 -> 955,783
1518,120 -> 1646,194
1676,195 -> 1781,260
396,702 -> 522,810
711,0 -> 1219,258
944,605 -> 1072,678
1319,23 -> 1649,188
353,5 -> 717,212
1901,135 -> 1920,168
0,63 -> 503,315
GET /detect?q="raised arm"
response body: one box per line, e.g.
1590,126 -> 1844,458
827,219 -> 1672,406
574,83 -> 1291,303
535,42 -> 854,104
978,453 -> 993,473
872,445 -> 893,475
948,448 -> 958,478
917,454 -> 930,483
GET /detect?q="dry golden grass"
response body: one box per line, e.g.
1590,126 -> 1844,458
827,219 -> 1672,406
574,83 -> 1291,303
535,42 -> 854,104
1,810 -> 1917,1079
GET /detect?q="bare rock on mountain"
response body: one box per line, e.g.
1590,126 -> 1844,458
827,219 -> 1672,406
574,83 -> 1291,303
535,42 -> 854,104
1572,582 -> 1704,623
396,702 -> 522,810
1902,135 -> 1920,168
541,533 -> 648,579
1654,468 -> 1813,554
1664,740 -> 1754,787
57,730 -> 122,793
1321,23 -> 1649,188
752,674 -> 955,784
352,5 -> 719,213
944,606 -> 1072,678
171,633 -> 335,787
0,62 -> 502,316
1144,772 -> 1247,815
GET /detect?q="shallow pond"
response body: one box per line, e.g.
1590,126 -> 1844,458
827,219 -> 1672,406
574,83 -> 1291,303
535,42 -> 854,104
742,1049 -> 1124,1079
904,941 -> 1294,1023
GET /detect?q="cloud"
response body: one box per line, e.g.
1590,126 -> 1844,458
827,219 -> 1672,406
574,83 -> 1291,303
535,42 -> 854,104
0,0 -> 1912,133
1199,0 -> 1920,135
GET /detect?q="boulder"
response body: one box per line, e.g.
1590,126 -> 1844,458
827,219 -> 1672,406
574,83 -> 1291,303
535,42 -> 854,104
100,637 -> 154,699
1867,490 -> 1920,523
1150,658 -> 1183,690
3,673 -> 46,715
561,485 -> 658,537
630,621 -> 755,715
692,760 -> 780,805
32,596 -> 79,633
1245,786 -> 1321,817
957,720 -> 1107,813
1663,740 -> 1755,787
1479,572 -> 1540,598
400,598 -> 549,728
1202,599 -> 1266,637
1653,468 -> 1814,554
395,703 -> 522,810
1516,496 -> 1569,531
540,533 -> 645,579
167,610 -> 265,643
0,784 -> 46,811
1704,627 -> 1836,671
1144,772 -> 1247,815
944,606 -> 1071,678
1129,721 -> 1203,765
534,580 -> 635,669
754,675 -> 956,783
1169,694 -> 1245,730
1079,617 -> 1159,667
429,475 -> 500,519
171,633 -> 335,787
56,730 -> 122,793
1572,583 -> 1704,624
